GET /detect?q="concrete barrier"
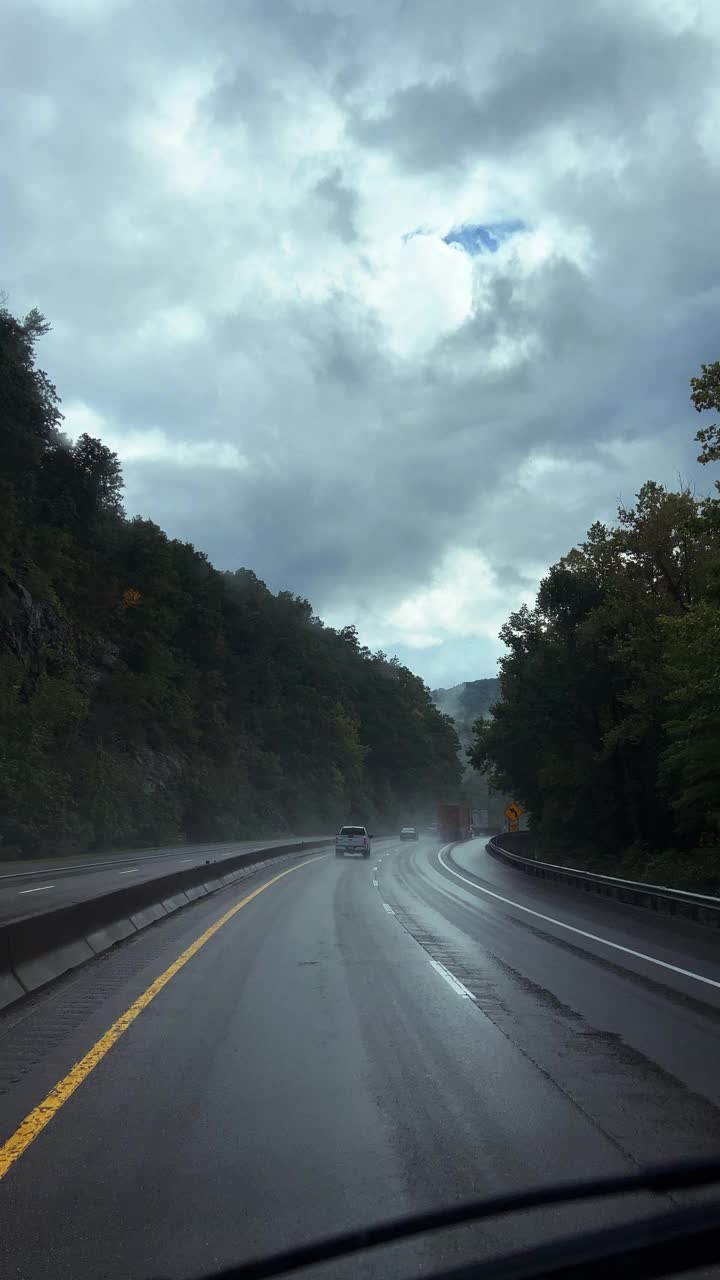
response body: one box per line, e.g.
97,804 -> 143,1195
160,892 -> 190,916
85,916 -> 138,955
128,901 -> 168,930
184,884 -> 208,903
486,835 -> 720,930
0,927 -> 24,1008
8,912 -> 95,994
0,838 -> 333,1013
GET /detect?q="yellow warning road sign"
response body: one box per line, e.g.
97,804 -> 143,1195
504,802 -> 524,822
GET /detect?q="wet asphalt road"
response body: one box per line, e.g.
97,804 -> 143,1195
0,837 -> 329,924
0,836 -> 719,1279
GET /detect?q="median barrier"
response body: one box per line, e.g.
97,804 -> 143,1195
160,891 -> 191,916
7,909 -> 95,994
85,914 -> 138,954
0,838 -> 333,1013
184,884 -> 209,902
128,900 -> 168,930
486,834 -> 720,930
0,927 -> 23,1008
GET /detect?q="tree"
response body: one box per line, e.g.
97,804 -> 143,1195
691,361 -> 720,489
70,433 -> 124,518
469,478 -> 720,863
0,306 -> 63,564
661,601 -> 720,842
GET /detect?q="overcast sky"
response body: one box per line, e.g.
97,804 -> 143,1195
3,0 -> 720,687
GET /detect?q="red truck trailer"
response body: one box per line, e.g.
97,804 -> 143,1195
436,804 -> 471,843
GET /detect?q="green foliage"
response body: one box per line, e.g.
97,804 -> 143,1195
0,304 -> 461,857
470,393 -> 720,879
661,600 -> 720,842
691,361 -> 720,485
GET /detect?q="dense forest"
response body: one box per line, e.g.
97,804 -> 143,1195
471,363 -> 720,889
0,305 -> 462,858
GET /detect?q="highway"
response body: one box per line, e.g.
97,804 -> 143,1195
0,837 -> 328,924
0,835 -> 719,1278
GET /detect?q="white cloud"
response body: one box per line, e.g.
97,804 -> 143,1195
118,432 -> 248,472
382,549 -> 524,649
363,233 -> 473,356
137,305 -> 207,345
62,401 -> 248,472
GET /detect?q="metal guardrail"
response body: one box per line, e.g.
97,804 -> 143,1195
487,835 -> 720,930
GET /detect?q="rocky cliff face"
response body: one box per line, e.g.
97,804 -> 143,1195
0,571 -> 70,676
0,569 -> 121,688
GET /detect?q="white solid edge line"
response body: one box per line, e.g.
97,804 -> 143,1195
427,957 -> 475,999
18,885 -> 55,894
382,902 -> 395,915
437,848 -> 720,991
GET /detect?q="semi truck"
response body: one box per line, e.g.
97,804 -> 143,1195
436,804 -> 471,843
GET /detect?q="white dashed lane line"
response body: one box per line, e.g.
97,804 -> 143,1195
375,850 -> 478,1001
427,957 -> 476,1000
18,885 -> 55,895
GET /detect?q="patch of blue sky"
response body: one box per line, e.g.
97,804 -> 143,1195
402,221 -> 527,254
443,221 -> 527,254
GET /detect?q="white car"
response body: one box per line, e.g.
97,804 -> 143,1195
400,826 -> 418,840
335,825 -> 372,858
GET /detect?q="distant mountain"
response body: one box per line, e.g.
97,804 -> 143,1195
431,679 -> 501,753
432,678 -> 509,825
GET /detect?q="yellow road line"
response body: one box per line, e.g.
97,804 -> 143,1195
0,854 -> 325,1181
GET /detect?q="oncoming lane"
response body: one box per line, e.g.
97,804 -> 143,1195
0,836 -> 330,924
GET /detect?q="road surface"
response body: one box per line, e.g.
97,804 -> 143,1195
0,836 -> 328,924
0,836 -> 718,1278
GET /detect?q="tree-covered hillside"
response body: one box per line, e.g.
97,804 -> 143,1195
470,362 -> 720,888
432,679 -> 501,755
0,305 -> 461,857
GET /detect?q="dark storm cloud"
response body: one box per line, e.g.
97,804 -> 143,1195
348,5 -> 712,171
201,67 -> 287,132
314,168 -> 359,243
2,0 -> 719,680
